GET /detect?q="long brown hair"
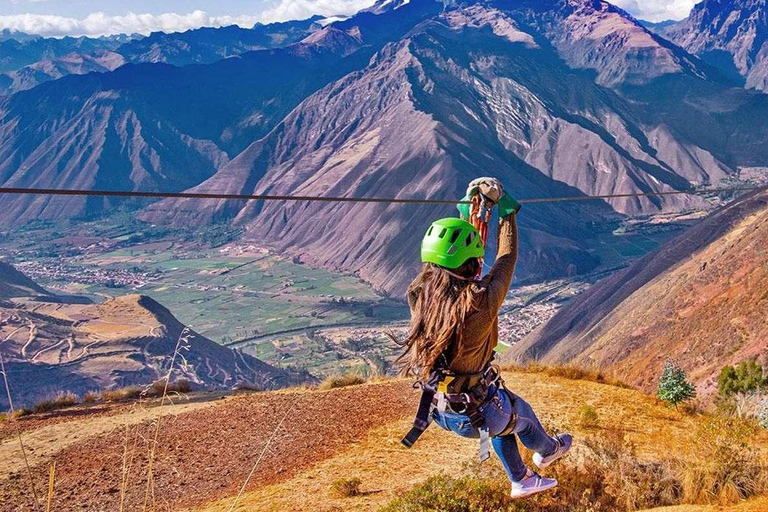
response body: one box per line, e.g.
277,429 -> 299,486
394,258 -> 481,378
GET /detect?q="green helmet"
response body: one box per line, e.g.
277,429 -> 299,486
421,218 -> 484,269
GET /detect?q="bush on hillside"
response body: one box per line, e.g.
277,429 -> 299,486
718,360 -> 767,397
101,386 -> 142,402
318,373 -> 366,390
579,405 -> 599,428
329,477 -> 363,498
148,378 -> 192,396
657,361 -> 696,408
83,391 -> 100,404
32,392 -> 78,414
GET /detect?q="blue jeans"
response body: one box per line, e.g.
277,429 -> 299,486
433,388 -> 557,482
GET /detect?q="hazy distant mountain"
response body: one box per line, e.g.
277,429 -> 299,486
0,33 -> 129,73
117,17 -> 325,66
509,186 -> 768,396
0,0 -> 442,226
658,0 -> 768,91
0,264 -> 310,407
0,17 -> 325,95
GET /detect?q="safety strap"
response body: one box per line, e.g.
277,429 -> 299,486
401,384 -> 435,448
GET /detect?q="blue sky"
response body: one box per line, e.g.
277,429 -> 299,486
0,0 -> 698,37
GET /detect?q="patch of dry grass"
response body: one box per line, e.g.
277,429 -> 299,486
318,373 -> 367,390
101,387 -> 143,402
678,414 -> 768,505
32,393 -> 78,414
329,477 -> 362,498
502,362 -> 631,389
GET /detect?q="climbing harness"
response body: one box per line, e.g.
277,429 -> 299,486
401,355 -> 514,462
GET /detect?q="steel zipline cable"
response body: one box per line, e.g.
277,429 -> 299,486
0,185 -> 763,206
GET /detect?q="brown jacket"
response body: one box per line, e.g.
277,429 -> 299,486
409,213 -> 519,377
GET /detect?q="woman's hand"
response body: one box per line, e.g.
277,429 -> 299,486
458,177 -> 520,219
466,177 -> 504,205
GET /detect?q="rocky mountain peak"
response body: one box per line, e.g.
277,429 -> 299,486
661,0 -> 768,90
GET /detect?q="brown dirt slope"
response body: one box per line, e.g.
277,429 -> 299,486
509,187 -> 768,395
2,373 -> 767,512
0,380 -> 418,511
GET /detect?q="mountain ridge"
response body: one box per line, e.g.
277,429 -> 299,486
508,185 -> 768,395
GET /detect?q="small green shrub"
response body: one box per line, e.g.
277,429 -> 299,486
318,373 -> 366,390
32,392 -> 78,414
657,360 -> 696,408
330,477 -> 363,498
380,473 -> 521,512
718,360 -> 767,397
579,405 -> 599,428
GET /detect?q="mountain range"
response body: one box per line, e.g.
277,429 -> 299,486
509,185 -> 768,396
0,17 -> 327,95
3,0 -> 768,295
655,0 -> 768,92
0,261 -> 309,408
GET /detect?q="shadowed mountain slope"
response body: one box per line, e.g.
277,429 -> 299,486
509,186 -> 768,395
0,261 -> 49,300
0,1 -> 442,226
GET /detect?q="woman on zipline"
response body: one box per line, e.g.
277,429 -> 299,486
397,177 -> 572,498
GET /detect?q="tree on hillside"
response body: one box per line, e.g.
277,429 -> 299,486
717,359 -> 767,397
657,360 -> 696,408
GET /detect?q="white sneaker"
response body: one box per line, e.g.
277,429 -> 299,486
533,433 -> 572,469
510,468 -> 558,498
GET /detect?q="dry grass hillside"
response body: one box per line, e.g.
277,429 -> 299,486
511,188 -> 768,396
1,369 -> 766,511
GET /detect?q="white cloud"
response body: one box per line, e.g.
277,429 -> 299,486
259,0 -> 375,24
612,0 -> 697,22
0,10 -> 263,37
0,0 -> 378,38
